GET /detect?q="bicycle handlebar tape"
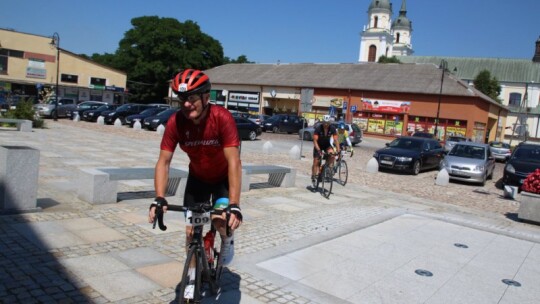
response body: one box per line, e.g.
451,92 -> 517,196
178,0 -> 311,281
153,197 -> 168,231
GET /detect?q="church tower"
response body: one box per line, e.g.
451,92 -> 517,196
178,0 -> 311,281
391,0 -> 413,56
358,0 -> 394,62
358,0 -> 413,62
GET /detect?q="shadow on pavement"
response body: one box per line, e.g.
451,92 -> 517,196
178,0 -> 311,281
171,268 -> 242,304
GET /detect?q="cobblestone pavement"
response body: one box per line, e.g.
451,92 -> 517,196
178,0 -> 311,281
0,120 -> 538,303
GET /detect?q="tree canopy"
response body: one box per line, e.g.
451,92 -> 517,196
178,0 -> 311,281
473,69 -> 502,103
90,16 -> 252,102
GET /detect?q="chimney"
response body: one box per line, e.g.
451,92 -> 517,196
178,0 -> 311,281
533,36 -> 540,63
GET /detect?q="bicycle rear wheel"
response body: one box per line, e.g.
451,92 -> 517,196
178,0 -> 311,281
320,165 -> 333,198
338,160 -> 348,186
179,246 -> 202,303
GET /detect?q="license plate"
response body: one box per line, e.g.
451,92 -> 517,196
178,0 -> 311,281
452,170 -> 469,177
381,160 -> 393,165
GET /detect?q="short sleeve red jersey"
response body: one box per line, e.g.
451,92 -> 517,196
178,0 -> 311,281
160,105 -> 240,183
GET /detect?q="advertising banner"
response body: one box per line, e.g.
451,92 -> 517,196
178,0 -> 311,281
361,99 -> 411,113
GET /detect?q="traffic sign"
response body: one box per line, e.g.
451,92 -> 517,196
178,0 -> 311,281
350,105 -> 357,113
342,101 -> 348,110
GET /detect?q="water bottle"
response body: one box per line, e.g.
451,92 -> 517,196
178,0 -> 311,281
203,230 -> 215,264
213,197 -> 229,210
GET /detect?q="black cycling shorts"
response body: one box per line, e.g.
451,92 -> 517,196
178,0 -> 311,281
313,142 -> 331,158
183,173 -> 229,207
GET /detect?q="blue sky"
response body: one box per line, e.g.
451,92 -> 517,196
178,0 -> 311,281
2,0 -> 539,63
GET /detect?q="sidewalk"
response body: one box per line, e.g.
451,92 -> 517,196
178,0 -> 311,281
1,121 -> 539,303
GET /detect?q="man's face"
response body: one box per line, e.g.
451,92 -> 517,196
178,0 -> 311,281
180,93 -> 208,120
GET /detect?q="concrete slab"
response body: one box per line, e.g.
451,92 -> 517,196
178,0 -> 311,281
85,270 -> 161,302
137,261 -> 183,288
112,247 -> 174,268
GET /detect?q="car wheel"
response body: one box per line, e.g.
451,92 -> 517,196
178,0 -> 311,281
248,130 -> 257,141
272,126 -> 279,133
411,160 -> 421,175
481,174 -> 487,186
303,132 -> 312,141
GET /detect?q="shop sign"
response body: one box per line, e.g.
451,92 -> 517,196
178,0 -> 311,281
89,84 -> 105,90
229,92 -> 260,104
105,86 -> 124,92
312,96 -> 344,108
362,98 -> 411,113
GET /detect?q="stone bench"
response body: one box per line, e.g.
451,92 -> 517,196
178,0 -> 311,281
0,118 -> 32,132
77,167 -> 189,204
241,165 -> 296,192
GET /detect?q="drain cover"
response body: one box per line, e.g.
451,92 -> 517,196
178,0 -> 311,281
454,243 -> 469,249
415,269 -> 433,277
502,279 -> 521,287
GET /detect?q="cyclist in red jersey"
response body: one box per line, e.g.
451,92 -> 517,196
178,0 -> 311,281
148,69 -> 242,267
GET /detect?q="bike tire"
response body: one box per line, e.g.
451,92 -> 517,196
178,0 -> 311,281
338,160 -> 348,186
320,165 -> 333,198
179,246 -> 203,303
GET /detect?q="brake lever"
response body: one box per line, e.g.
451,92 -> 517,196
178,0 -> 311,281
225,209 -> 231,237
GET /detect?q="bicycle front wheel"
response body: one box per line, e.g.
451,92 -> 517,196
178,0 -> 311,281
179,246 -> 202,303
338,160 -> 348,186
320,165 -> 333,198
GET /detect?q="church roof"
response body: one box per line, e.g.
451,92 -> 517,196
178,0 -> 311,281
397,56 -> 540,83
205,63 -> 504,108
392,0 -> 412,31
368,0 -> 392,12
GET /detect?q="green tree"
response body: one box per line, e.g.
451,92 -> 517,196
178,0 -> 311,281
378,55 -> 401,63
224,55 -> 254,64
473,70 -> 502,103
92,16 -> 225,102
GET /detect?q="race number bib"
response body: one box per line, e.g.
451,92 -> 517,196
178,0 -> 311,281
185,211 -> 211,226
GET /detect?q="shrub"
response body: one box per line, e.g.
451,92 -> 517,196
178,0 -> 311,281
3,99 -> 46,128
522,168 -> 540,194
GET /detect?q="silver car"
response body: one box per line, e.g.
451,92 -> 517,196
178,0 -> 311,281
440,142 -> 496,186
444,136 -> 471,152
489,141 -> 512,162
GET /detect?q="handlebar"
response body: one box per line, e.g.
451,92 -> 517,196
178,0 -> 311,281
152,202 -> 231,236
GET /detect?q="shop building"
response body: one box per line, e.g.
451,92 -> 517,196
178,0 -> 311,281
0,28 -> 127,105
201,63 -> 508,143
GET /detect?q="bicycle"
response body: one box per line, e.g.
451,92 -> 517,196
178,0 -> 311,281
152,201 -> 231,303
312,150 -> 335,198
334,148 -> 353,186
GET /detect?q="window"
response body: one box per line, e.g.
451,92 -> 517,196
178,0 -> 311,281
0,55 -> 6,74
509,93 -> 521,107
396,33 -> 401,43
368,45 -> 377,62
374,16 -> 379,28
61,74 -> 78,84
90,77 -> 106,87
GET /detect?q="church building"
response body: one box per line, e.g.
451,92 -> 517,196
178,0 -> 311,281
358,0 -> 413,62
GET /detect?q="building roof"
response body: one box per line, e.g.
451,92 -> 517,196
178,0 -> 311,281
397,56 -> 540,84
205,63 -> 505,108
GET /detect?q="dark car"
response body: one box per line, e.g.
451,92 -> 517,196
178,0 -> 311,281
82,104 -> 119,122
412,132 -> 435,139
262,114 -> 306,134
373,136 -> 444,175
235,117 -> 262,141
503,142 -> 540,189
125,107 -> 167,127
67,101 -> 106,119
103,103 -> 155,125
143,108 -> 179,131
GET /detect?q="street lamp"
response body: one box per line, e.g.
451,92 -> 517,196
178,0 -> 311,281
434,59 -> 448,138
50,32 -> 60,121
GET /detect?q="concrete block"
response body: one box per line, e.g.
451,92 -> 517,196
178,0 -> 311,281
77,168 -> 118,204
518,191 -> 540,224
503,185 -> 518,199
19,120 -> 32,132
0,145 -> 40,212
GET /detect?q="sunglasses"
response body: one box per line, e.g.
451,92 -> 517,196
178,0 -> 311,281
179,94 -> 203,106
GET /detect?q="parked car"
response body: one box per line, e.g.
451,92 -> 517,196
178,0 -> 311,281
82,104 -> 119,122
34,98 -> 77,118
412,132 -> 435,139
299,122 -> 363,146
440,142 -> 496,186
67,101 -> 106,119
444,136 -> 471,152
103,103 -> 155,125
230,111 -> 250,119
503,142 -> 540,188
373,136 -> 444,175
489,141 -> 512,162
262,114 -> 306,134
235,117 -> 262,141
143,108 -> 179,131
125,107 -> 167,127
248,114 -> 271,125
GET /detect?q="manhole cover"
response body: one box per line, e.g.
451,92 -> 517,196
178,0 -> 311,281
502,279 -> 521,287
415,269 -> 433,277
454,243 -> 469,249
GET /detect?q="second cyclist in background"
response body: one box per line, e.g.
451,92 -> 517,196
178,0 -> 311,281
311,115 -> 340,184
334,122 -> 354,156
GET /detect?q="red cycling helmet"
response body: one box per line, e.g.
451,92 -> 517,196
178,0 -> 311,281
171,69 -> 211,98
